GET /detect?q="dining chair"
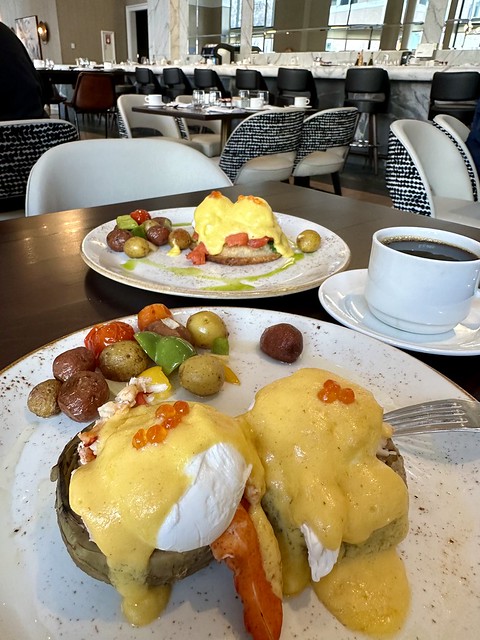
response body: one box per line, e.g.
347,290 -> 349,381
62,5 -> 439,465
428,71 -> 480,127
292,107 -> 359,194
275,68 -> 318,109
343,67 -> 390,175
65,71 -> 118,137
0,119 -> 78,206
218,108 -> 305,184
117,94 -> 221,158
385,119 -> 480,227
433,114 -> 479,201
25,138 -> 232,216
117,93 -> 186,139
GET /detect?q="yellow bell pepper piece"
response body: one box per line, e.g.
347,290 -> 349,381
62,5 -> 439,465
224,364 -> 240,385
138,365 -> 172,399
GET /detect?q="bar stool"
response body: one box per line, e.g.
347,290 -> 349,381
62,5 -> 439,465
343,67 -> 390,175
134,67 -> 162,95
162,67 -> 193,101
428,71 -> 480,127
193,68 -> 231,99
235,69 -> 269,94
275,67 -> 318,108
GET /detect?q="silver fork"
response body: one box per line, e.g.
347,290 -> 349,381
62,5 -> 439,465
383,398 -> 480,437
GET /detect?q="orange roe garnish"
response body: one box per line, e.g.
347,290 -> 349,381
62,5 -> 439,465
133,402 -> 190,449
132,428 -> 148,449
317,379 -> 356,405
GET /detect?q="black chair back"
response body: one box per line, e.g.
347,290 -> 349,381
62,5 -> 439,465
344,68 -> 390,115
428,72 -> 480,125
235,69 -> 268,92
162,67 -> 193,99
275,68 -> 318,108
193,68 -> 231,98
134,67 -> 162,95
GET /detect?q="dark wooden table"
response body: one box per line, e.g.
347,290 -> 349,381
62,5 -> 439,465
2,181 -> 480,398
133,104 -> 249,147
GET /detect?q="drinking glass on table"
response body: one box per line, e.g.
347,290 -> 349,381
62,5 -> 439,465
192,89 -> 205,109
208,90 -> 222,106
238,89 -> 249,108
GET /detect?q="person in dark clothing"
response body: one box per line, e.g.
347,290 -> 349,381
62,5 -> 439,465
466,99 -> 480,176
0,21 -> 47,120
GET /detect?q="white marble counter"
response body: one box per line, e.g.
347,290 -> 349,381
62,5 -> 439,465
128,62 -> 480,83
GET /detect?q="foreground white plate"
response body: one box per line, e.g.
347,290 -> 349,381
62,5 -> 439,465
81,208 -> 350,299
319,269 -> 480,356
0,308 -> 478,640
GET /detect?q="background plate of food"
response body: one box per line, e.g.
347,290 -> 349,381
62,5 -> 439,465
80,196 -> 350,299
0,306 -> 478,639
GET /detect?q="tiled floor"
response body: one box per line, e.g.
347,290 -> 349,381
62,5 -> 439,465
1,114 -> 391,219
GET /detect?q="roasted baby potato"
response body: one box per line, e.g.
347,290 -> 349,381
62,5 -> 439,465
178,354 -> 225,396
186,311 -> 228,349
98,340 -> 151,382
27,378 -> 62,418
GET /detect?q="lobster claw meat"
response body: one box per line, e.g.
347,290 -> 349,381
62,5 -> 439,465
210,502 -> 283,640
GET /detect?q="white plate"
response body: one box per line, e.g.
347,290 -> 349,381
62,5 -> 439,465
1,307 -> 479,640
81,208 -> 350,299
319,269 -> 480,356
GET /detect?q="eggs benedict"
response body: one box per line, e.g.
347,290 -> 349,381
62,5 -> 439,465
53,384 -> 283,637
241,368 -> 410,636
187,191 -> 294,266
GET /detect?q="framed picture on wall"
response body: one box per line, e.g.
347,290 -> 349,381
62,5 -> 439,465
15,15 -> 42,60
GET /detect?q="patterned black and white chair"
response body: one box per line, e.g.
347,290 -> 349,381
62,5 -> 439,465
25,138 -> 231,216
385,119 -> 480,227
0,119 -> 78,208
433,114 -> 479,201
292,107 -> 359,194
218,108 -> 305,185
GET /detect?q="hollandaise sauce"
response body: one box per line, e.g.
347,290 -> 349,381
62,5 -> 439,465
193,192 -> 294,258
69,402 -> 262,626
243,368 -> 410,636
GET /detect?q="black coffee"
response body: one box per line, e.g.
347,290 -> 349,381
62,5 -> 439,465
382,237 -> 478,262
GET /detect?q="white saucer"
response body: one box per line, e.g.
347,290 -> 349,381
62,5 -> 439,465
318,269 -> 480,356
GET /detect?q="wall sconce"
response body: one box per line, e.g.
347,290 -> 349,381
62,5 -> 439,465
37,21 -> 49,43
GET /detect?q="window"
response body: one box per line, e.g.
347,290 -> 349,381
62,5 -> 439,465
327,0 -> 387,51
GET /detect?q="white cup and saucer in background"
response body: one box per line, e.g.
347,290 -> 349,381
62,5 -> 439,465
144,94 -> 164,107
294,96 -> 310,108
364,226 -> 480,335
248,90 -> 269,110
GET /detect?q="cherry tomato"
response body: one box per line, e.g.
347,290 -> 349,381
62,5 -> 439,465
137,303 -> 173,331
248,236 -> 270,249
84,321 -> 135,359
130,209 -> 151,225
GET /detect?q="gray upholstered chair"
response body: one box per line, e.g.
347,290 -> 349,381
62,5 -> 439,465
292,107 -> 359,194
385,119 -> 480,227
0,119 -> 78,206
25,138 -> 232,216
218,108 -> 305,185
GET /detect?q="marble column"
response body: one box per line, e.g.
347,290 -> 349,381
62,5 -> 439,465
240,0 -> 253,59
421,0 -> 449,47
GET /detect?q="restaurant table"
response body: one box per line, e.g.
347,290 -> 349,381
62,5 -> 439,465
2,181 -> 480,400
132,104 -> 249,148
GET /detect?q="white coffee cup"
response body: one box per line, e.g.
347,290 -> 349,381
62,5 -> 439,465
364,226 -> 480,334
294,96 -> 310,107
249,96 -> 264,109
144,94 -> 164,107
